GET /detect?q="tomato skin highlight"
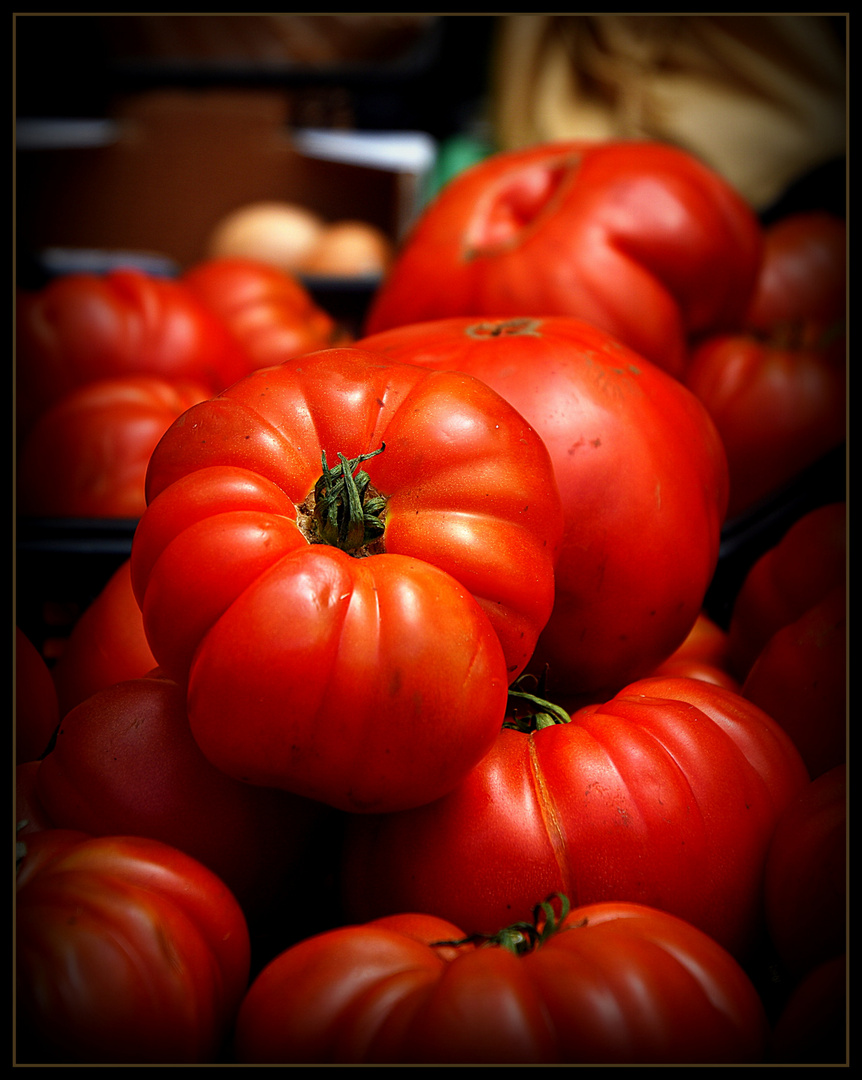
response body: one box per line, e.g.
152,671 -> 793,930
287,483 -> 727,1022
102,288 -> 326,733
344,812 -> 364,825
233,901 -> 769,1065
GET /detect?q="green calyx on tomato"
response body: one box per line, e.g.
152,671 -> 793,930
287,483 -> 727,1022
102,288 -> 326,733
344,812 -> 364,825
299,444 -> 388,555
434,893 -> 575,957
504,674 -> 571,732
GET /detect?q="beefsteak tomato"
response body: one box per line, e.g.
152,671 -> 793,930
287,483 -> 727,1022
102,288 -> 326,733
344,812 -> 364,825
233,897 -> 769,1065
15,267 -> 254,438
16,374 -> 211,519
364,140 -> 763,377
130,347 -> 563,813
182,256 -> 346,371
341,675 -> 809,959
357,315 -> 729,699
15,830 -> 250,1064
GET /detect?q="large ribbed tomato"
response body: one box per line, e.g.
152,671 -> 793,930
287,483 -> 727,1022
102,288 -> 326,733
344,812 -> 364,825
341,675 -> 809,959
233,898 -> 769,1065
364,140 -> 763,377
130,347 -> 563,813
357,316 -> 729,699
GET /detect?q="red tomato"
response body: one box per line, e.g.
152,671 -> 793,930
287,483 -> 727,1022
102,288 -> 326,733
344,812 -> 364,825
365,140 -> 763,377
763,765 -> 846,979
30,673 -> 324,917
182,256 -> 346,371
357,316 -> 729,699
15,627 -> 59,764
15,267 -> 255,438
727,502 -> 846,680
17,374 -> 211,518
234,898 -> 769,1065
744,211 -> 846,337
650,611 -> 740,690
769,955 -> 847,1065
50,559 -> 158,718
341,675 -> 809,959
684,334 -> 845,520
130,348 -> 564,813
742,586 -> 846,779
685,212 -> 846,520
16,830 -> 250,1064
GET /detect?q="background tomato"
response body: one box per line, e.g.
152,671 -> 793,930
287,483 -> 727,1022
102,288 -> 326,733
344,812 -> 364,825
357,316 -> 729,700
726,502 -> 846,681
15,267 -> 254,439
182,256 -> 346,371
683,332 -> 845,520
684,211 -> 846,520
49,559 -> 158,718
15,627 -> 60,764
16,374 -> 211,519
364,140 -> 763,377
762,764 -> 846,980
341,675 -> 809,960
16,831 -> 251,1064
30,673 -> 325,918
744,211 -> 846,338
742,586 -> 846,779
234,899 -> 769,1065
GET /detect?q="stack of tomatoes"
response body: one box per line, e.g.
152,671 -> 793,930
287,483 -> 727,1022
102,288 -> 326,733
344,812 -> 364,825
15,140 -> 846,1065
15,257 -> 344,520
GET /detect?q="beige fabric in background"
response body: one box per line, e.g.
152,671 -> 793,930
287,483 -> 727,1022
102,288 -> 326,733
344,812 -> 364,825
489,15 -> 846,211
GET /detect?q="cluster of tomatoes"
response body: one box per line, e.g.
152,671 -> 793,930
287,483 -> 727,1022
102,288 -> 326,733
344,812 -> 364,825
15,140 -> 846,1065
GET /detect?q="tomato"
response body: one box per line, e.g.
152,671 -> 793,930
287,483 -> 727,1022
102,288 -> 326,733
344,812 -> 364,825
364,140 -> 763,377
744,211 -> 846,338
16,830 -> 251,1064
15,627 -> 59,764
130,348 -> 563,813
233,897 -> 769,1065
357,316 -> 729,699
684,212 -> 846,520
182,256 -> 346,372
49,559 -> 158,718
341,675 -> 809,959
726,502 -> 846,681
29,673 -> 324,917
769,955 -> 847,1065
17,374 -> 211,519
683,334 -> 845,520
762,764 -> 845,979
15,267 -> 253,438
742,586 -> 846,779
